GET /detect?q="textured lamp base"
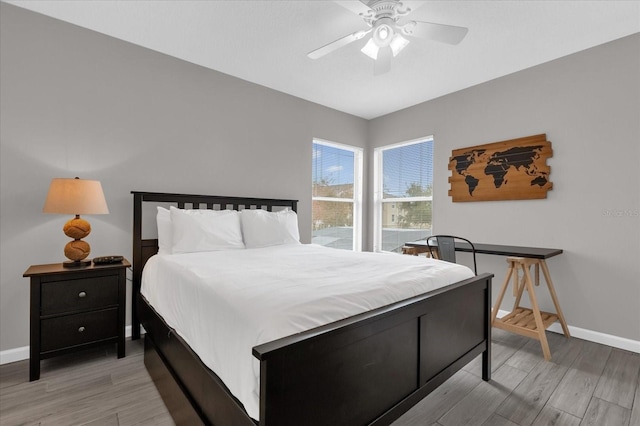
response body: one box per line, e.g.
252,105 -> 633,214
64,239 -> 91,263
62,215 -> 92,266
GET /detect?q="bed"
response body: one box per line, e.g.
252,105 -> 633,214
131,191 -> 493,426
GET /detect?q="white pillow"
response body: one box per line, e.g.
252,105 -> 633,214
156,207 -> 172,255
170,206 -> 245,254
240,209 -> 300,249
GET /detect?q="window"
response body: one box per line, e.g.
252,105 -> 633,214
312,139 -> 363,250
374,137 -> 433,252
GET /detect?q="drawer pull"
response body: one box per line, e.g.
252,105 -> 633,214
78,291 -> 87,298
78,326 -> 85,333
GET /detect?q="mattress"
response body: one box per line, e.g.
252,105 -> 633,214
141,243 -> 474,420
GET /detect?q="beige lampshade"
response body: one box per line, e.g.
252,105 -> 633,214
43,178 -> 109,215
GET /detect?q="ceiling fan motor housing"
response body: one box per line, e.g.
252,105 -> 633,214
361,0 -> 412,25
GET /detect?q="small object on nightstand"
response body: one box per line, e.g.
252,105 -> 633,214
93,255 -> 123,265
23,259 -> 130,381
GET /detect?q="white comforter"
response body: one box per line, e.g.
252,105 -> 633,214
141,244 -> 474,420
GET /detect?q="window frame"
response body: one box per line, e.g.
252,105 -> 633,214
312,138 -> 364,251
373,136 -> 434,253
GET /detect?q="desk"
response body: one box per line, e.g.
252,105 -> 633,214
403,241 -> 570,360
403,241 -> 562,259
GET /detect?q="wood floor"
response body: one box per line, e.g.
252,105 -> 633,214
1,329 -> 639,426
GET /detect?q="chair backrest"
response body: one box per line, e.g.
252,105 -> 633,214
426,235 -> 477,275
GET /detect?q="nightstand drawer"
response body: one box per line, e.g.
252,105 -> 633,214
41,275 -> 118,315
40,308 -> 118,353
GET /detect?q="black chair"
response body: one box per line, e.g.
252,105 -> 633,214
426,235 -> 477,275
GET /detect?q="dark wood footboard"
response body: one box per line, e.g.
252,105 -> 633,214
254,273 -> 492,425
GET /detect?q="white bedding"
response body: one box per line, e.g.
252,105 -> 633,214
141,244 -> 474,420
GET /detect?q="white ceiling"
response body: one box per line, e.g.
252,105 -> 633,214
6,0 -> 640,119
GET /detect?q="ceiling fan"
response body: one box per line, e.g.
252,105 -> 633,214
307,0 -> 468,75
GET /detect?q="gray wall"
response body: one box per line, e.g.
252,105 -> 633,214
368,34 -> 640,342
1,3 -> 638,355
0,3 -> 368,353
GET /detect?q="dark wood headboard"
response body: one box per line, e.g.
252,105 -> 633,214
131,191 -> 298,340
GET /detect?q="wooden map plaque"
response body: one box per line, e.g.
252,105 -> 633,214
448,134 -> 553,202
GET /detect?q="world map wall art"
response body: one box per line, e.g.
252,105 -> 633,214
448,134 -> 553,202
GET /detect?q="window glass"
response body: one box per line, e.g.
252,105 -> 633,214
312,140 -> 362,250
313,144 -> 354,198
382,142 -> 433,199
375,138 -> 433,252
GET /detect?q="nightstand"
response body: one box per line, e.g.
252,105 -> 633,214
23,259 -> 130,381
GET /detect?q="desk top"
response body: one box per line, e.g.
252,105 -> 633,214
404,241 -> 563,259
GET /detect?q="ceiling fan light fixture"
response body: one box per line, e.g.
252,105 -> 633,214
361,21 -> 408,61
389,33 -> 409,57
361,38 -> 379,60
373,23 -> 393,47
378,25 -> 390,41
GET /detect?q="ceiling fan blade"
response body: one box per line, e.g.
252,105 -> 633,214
334,1 -> 372,16
401,21 -> 468,45
374,46 -> 392,76
307,29 -> 371,59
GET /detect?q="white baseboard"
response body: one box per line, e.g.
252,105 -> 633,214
0,346 -> 29,365
1,325 -> 137,365
2,318 -> 638,365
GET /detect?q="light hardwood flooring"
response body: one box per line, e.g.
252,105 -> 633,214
1,329 -> 639,426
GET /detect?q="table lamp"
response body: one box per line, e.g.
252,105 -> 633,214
43,177 -> 109,267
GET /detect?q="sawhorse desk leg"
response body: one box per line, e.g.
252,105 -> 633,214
491,256 -> 570,361
402,246 -> 436,258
